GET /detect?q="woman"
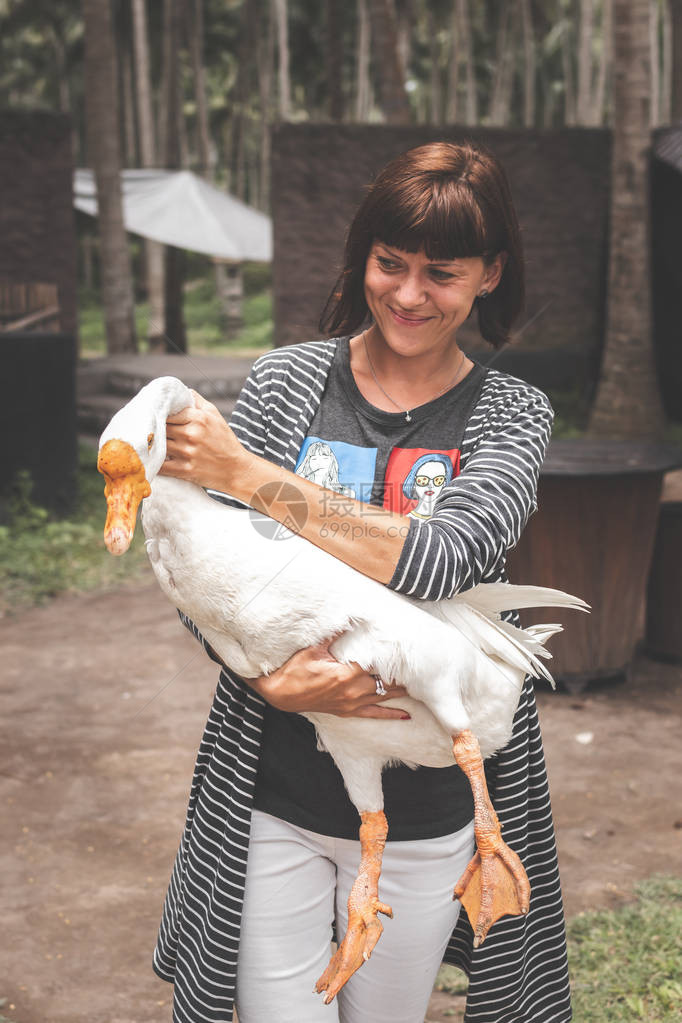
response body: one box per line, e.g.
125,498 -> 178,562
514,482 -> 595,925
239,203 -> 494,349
154,141 -> 571,1023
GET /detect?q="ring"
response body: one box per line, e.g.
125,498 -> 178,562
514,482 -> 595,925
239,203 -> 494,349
373,674 -> 387,696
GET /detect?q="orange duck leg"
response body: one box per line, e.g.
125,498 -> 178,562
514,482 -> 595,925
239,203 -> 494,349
315,810 -> 393,1004
452,729 -> 530,946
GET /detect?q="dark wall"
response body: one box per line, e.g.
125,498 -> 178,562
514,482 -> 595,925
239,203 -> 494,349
272,125 -> 611,386
0,110 -> 77,335
0,111 -> 78,512
0,333 -> 77,515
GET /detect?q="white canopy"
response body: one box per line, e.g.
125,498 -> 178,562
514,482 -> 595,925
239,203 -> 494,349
74,168 -> 272,262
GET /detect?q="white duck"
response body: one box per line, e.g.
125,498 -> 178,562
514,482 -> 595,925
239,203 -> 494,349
98,376 -> 586,1003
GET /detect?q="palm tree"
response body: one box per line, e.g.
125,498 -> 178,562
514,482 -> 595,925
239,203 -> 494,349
367,0 -> 411,123
588,0 -> 665,438
132,0 -> 165,350
82,0 -> 137,354
161,0 -> 187,353
273,0 -> 292,120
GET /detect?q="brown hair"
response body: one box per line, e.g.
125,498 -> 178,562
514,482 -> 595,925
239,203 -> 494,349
320,141 -> 524,349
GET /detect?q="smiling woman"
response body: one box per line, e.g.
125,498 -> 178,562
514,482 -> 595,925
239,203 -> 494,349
153,141 -> 571,1023
321,140 -> 523,352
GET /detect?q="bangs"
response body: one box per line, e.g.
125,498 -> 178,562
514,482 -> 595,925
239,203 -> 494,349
369,177 -> 500,262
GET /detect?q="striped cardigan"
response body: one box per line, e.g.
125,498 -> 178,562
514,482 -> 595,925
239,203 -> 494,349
153,339 -> 572,1023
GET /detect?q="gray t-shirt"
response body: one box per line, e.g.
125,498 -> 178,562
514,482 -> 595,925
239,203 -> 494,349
254,337 -> 488,840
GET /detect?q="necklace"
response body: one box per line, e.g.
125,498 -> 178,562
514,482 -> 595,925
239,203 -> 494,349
362,333 -> 467,422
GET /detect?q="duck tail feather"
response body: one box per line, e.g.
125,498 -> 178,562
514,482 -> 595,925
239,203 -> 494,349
432,602 -> 558,687
451,581 -> 590,616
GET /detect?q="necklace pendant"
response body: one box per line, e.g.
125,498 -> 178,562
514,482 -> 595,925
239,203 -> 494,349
405,412 -> 412,422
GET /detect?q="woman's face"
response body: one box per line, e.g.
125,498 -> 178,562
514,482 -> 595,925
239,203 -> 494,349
364,242 -> 503,356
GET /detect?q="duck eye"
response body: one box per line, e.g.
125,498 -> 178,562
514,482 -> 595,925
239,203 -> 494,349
147,432 -> 155,451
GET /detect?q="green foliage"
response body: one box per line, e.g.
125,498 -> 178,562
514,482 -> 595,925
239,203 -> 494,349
546,384 -> 592,438
568,876 -> 682,1021
0,447 -> 150,614
78,270 -> 273,356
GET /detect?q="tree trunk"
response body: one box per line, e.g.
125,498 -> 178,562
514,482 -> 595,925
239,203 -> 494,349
162,0 -> 187,354
457,0 -> 477,124
489,3 -> 512,125
593,0 -> 613,124
191,0 -> 245,330
355,0 -> 372,120
661,0 -> 672,122
518,0 -> 535,126
257,0 -> 275,203
650,0 -> 660,124
273,0 -> 292,120
121,42 -> 137,165
561,21 -> 577,125
83,0 -> 137,354
588,0 -> 665,439
178,82 -> 190,168
446,3 -> 459,122
231,0 -> 258,201
132,0 -> 165,348
327,0 -> 344,120
82,233 -> 96,290
577,0 -> 595,124
50,28 -> 71,113
367,0 -> 411,122
132,0 -> 156,163
50,24 -> 78,158
396,0 -> 415,90
671,0 -> 682,118
427,6 -> 442,123
190,0 -> 213,174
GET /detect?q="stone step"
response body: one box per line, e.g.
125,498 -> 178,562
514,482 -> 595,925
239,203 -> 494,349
78,353 -> 255,401
78,392 -> 237,437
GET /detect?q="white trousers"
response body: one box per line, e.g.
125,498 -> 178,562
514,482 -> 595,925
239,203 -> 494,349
235,810 -> 475,1023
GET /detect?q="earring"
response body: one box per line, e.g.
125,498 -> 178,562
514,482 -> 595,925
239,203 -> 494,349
478,289 -> 489,299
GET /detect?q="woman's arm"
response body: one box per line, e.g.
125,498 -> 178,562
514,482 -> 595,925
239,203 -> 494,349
244,640 -> 410,719
161,381 -> 552,599
162,391 -> 410,583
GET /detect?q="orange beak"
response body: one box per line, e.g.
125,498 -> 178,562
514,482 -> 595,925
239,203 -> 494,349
97,439 -> 151,555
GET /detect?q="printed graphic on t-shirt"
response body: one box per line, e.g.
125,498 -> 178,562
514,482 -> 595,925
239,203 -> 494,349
295,436 -> 461,521
383,447 -> 461,518
295,436 -> 377,504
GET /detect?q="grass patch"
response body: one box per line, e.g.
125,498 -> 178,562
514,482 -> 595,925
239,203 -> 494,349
0,446 -> 151,614
435,876 -> 682,1020
568,876 -> 682,1021
78,264 -> 273,357
435,964 -> 469,995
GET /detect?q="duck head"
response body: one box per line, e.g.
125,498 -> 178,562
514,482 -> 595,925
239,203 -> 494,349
98,376 -> 194,554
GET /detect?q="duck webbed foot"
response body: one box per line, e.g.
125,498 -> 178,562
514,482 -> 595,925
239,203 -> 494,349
452,729 -> 530,947
315,810 -> 392,1004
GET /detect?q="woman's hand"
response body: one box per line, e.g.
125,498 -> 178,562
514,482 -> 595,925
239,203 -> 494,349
247,634 -> 411,720
160,390 -> 249,489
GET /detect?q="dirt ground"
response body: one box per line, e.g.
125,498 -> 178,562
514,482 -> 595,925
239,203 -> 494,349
2,580 -> 681,1023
